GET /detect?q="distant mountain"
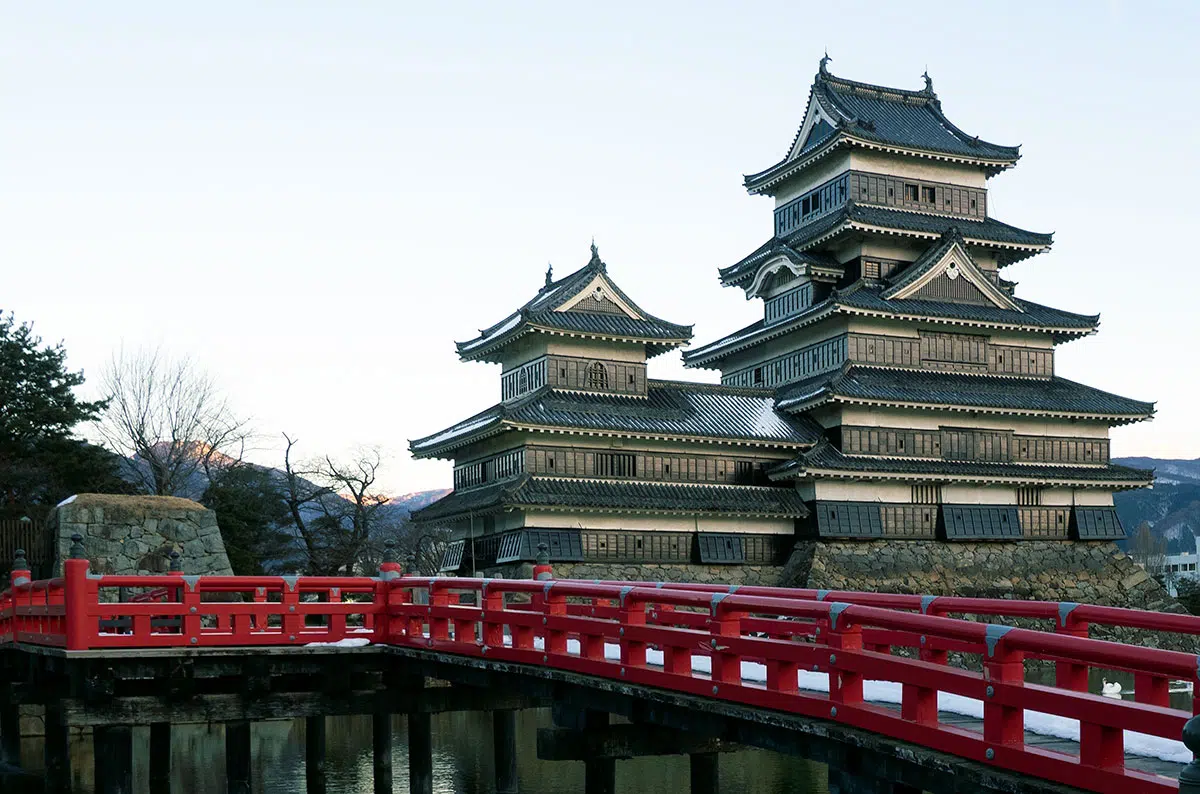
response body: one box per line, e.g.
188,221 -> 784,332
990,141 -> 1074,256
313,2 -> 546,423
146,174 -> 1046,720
1113,458 -> 1200,554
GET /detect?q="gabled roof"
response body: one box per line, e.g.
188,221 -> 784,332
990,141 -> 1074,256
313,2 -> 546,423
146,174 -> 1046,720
745,59 -> 1021,194
411,475 -> 811,524
767,441 -> 1155,490
409,380 -> 825,459
456,245 -> 693,362
881,228 -> 1022,311
773,366 -> 1155,424
683,283 -> 1099,369
719,203 -> 1052,291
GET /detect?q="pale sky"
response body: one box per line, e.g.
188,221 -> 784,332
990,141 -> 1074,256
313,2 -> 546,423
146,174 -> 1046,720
3,2 -> 1198,495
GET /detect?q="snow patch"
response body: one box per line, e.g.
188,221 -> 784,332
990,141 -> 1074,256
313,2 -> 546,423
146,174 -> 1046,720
304,638 -> 371,648
412,413 -> 500,449
56,494 -> 77,508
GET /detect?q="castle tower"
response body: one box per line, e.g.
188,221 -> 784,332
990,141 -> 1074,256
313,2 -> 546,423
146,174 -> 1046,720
682,59 -> 1154,544
410,245 -> 819,577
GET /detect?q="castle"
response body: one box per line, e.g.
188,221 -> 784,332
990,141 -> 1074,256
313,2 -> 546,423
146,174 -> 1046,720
409,60 -> 1165,606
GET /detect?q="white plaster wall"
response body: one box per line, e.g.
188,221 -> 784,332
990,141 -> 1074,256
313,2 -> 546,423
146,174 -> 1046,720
773,153 -> 852,206
833,406 -> 1112,439
848,151 -> 988,188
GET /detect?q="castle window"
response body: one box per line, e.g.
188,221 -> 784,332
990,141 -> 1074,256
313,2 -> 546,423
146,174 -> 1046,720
753,367 -> 763,385
888,187 -> 894,197
628,373 -> 635,385
1016,487 -> 1042,506
921,186 -> 937,203
547,455 -> 555,470
587,362 -> 609,389
560,367 -> 567,379
912,484 -> 942,504
971,198 -> 977,210
904,184 -> 919,201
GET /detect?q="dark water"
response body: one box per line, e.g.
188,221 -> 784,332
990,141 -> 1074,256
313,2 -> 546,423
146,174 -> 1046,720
19,710 -> 830,793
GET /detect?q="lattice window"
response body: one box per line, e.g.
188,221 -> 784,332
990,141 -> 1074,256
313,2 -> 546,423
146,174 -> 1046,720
912,484 -> 942,504
1016,487 -> 1042,506
587,362 -> 609,389
594,452 -> 636,478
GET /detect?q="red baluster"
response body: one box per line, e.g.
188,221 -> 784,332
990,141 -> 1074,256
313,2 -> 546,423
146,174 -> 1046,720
1134,673 -> 1171,708
619,592 -> 647,670
709,598 -> 743,687
982,629 -> 1025,748
63,534 -> 92,650
826,605 -> 863,707
1054,608 -> 1089,692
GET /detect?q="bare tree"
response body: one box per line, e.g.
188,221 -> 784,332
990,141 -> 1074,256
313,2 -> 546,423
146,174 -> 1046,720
96,348 -> 250,497
1129,521 -> 1168,582
281,434 -> 402,574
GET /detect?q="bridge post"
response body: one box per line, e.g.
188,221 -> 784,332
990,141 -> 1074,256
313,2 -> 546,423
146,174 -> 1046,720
93,725 -> 133,794
0,700 -> 18,768
533,543 -> 553,581
372,713 -> 392,794
582,710 -> 615,794
149,722 -> 171,794
43,702 -> 70,794
306,716 -> 327,794
689,751 -> 718,794
408,711 -> 433,794
493,709 -> 518,794
1180,715 -> 1200,793
225,719 -> 252,794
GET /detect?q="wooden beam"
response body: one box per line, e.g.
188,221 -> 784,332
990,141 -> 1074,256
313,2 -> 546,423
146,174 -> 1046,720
537,724 -> 745,761
58,687 -> 547,726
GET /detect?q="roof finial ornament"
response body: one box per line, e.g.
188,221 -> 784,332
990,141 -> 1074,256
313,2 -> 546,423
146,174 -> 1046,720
922,68 -> 934,95
819,50 -> 831,76
588,239 -> 605,272
544,262 -> 553,288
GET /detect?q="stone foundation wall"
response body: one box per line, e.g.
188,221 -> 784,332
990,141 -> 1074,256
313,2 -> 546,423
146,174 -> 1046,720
785,539 -> 1191,650
49,493 -> 232,576
475,561 -> 784,586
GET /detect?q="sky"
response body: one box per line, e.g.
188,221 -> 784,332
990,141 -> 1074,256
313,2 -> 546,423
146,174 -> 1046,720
2,2 -> 1199,495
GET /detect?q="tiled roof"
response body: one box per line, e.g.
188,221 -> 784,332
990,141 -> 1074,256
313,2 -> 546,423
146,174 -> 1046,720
683,285 -> 1098,368
409,380 -> 824,458
769,441 -> 1155,487
456,247 -> 692,361
719,204 -> 1052,290
774,366 -> 1156,423
411,475 -> 810,523
745,65 -> 1020,192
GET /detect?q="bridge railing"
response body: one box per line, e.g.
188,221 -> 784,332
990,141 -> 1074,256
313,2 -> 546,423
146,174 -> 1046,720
386,576 -> 1195,794
544,580 -> 1200,712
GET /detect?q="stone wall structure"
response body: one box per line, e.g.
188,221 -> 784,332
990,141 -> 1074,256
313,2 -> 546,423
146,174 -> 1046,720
48,493 -> 232,576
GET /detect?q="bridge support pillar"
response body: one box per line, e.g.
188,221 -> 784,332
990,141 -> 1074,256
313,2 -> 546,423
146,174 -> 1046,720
225,719 -> 252,794
306,716 -> 327,794
493,709 -> 518,793
94,725 -> 133,794
689,751 -> 718,794
583,710 -> 615,794
409,711 -> 433,794
372,713 -> 393,794
149,722 -> 171,794
0,701 -> 20,768
829,767 -> 920,794
43,702 -> 70,794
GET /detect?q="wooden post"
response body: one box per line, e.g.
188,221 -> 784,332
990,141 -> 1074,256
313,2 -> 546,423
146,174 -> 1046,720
306,716 -> 327,794
0,701 -> 20,768
493,710 -> 518,794
94,725 -> 133,794
43,703 -> 70,794
408,711 -> 433,794
689,752 -> 718,794
583,711 -> 614,794
149,722 -> 171,794
225,720 -> 252,794
372,712 -> 392,794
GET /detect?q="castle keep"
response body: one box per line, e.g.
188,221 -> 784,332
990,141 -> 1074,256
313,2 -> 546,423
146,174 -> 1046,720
410,61 -> 1158,594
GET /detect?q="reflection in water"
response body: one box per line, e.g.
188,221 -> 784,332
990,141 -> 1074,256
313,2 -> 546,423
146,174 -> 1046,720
25,709 -> 829,793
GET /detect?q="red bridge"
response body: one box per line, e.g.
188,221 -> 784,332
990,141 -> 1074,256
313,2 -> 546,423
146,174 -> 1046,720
2,540 -> 1200,794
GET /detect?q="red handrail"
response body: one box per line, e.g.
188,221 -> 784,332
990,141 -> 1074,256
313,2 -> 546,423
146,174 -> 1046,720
1,566 -> 1196,793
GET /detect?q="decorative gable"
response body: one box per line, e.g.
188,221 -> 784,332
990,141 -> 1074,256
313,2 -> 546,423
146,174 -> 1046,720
556,274 -> 640,318
883,233 -> 1021,312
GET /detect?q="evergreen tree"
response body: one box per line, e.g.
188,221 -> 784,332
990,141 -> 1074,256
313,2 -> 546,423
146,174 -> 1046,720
201,466 -> 297,574
0,311 -> 125,517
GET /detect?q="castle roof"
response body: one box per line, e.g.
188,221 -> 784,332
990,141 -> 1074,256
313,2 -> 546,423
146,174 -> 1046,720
411,475 -> 810,524
773,366 -> 1155,424
456,245 -> 693,363
768,440 -> 1155,490
409,380 -> 824,459
718,203 -> 1052,292
683,283 -> 1098,369
745,60 -> 1021,194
